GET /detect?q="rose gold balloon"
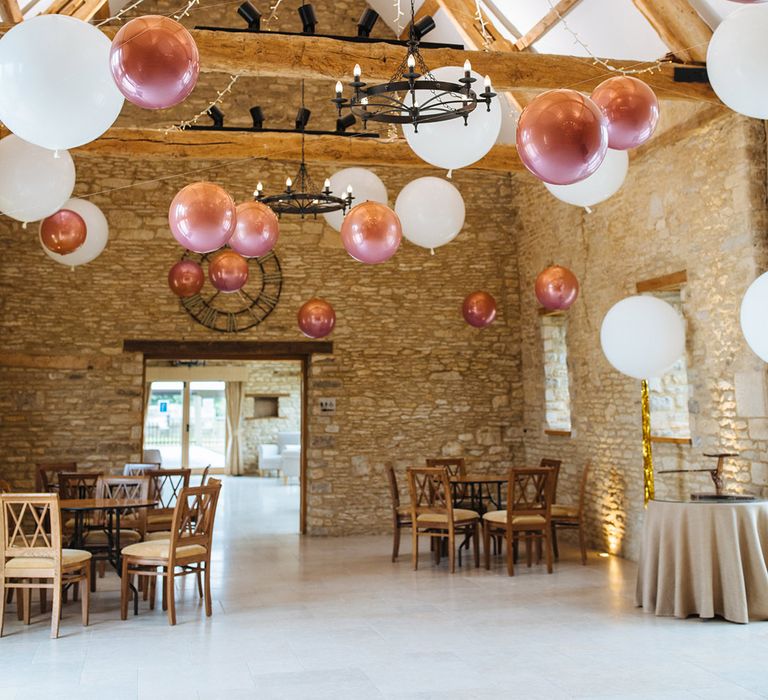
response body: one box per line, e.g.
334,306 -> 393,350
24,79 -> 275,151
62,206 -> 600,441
109,15 -> 200,110
40,209 -> 87,255
591,76 -> 660,150
229,201 -> 280,257
168,259 -> 204,298
298,298 -> 336,339
516,89 -> 608,185
169,182 -> 237,254
463,291 -> 497,328
340,201 -> 402,264
209,250 -> 249,293
535,265 -> 580,311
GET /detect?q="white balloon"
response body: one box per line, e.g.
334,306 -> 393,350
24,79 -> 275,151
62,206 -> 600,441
395,177 -> 465,252
0,16 -> 124,150
0,135 -> 75,223
40,198 -> 109,267
740,272 -> 768,363
706,4 -> 768,119
600,296 -> 685,380
402,66 -> 502,171
544,149 -> 628,208
322,168 -> 388,231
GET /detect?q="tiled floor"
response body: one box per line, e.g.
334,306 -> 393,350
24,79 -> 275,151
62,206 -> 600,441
2,476 -> 767,700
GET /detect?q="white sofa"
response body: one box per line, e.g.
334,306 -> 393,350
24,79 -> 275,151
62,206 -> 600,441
258,443 -> 283,477
258,432 -> 301,482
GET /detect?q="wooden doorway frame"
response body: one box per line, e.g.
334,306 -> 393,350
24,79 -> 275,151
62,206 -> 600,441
124,339 -> 334,534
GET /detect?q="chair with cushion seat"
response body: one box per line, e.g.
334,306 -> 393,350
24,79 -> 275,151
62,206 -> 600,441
387,466 -> 411,562
551,462 -> 591,565
281,446 -> 300,484
407,467 -> 479,574
141,449 -> 162,466
123,462 -> 161,477
120,479 -> 222,625
0,493 -> 91,638
539,458 -> 562,498
257,444 -> 282,477
35,462 -> 77,493
483,467 -> 555,576
58,472 -> 102,500
145,469 -> 191,533
426,458 -> 470,508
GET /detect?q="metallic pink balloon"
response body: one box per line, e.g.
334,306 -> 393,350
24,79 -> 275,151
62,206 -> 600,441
229,201 -> 280,257
168,260 -> 204,298
109,15 -> 200,110
535,265 -> 580,310
298,298 -> 336,339
40,209 -> 86,255
463,291 -> 497,328
209,250 -> 249,293
591,76 -> 660,150
516,89 -> 608,185
340,201 -> 402,264
169,182 -> 237,254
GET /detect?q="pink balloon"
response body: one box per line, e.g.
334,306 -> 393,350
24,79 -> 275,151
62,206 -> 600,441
591,76 -> 659,150
535,265 -> 580,310
340,201 -> 402,264
168,260 -> 204,298
40,209 -> 86,255
463,291 -> 497,328
169,182 -> 237,254
298,298 -> 336,339
516,89 -> 608,185
209,250 -> 249,293
109,15 -> 200,110
229,201 -> 280,257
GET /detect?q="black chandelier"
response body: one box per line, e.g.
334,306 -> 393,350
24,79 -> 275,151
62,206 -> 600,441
255,83 -> 354,218
331,0 -> 496,131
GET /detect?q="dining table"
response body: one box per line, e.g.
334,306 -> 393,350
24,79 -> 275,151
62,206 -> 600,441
451,474 -> 507,515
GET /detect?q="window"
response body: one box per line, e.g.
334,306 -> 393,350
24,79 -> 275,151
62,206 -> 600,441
541,313 -> 572,433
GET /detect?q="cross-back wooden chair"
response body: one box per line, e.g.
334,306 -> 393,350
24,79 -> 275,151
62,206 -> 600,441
539,458 -> 562,500
551,462 -> 591,565
0,493 -> 91,638
426,458 -> 469,507
199,464 -> 211,486
120,479 -> 222,625
483,467 -> 555,576
35,462 -> 77,492
407,467 -> 479,574
123,463 -> 160,477
58,472 -> 102,500
0,479 -> 11,493
145,469 -> 191,533
387,467 -> 411,562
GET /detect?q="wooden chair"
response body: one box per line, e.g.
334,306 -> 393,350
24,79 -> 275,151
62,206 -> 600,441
123,462 -> 160,476
199,464 -> 211,486
58,472 -> 102,500
0,479 -> 11,493
120,479 -> 222,625
551,462 -> 591,565
539,458 -> 562,499
0,493 -> 91,638
426,458 -> 469,507
35,462 -> 77,492
386,467 -> 411,562
407,467 -> 479,574
145,469 -> 191,533
483,467 -> 555,576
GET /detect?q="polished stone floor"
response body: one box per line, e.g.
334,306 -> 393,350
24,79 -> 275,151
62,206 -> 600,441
1,477 -> 767,699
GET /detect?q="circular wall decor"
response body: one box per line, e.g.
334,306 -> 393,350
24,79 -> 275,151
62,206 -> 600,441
179,250 -> 283,333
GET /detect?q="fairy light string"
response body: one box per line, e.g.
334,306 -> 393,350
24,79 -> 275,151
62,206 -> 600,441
474,0 -> 493,50
165,74 -> 241,133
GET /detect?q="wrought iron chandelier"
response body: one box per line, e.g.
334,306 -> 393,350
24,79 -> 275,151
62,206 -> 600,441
331,0 -> 497,131
256,83 -> 354,218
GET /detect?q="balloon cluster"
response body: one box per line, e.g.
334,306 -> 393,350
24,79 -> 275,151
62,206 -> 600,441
39,198 -> 110,267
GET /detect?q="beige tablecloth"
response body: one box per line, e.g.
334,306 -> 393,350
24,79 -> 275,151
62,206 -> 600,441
636,499 -> 768,623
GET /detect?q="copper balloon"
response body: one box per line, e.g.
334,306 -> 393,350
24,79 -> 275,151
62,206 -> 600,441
591,76 -> 660,150
535,265 -> 580,311
340,201 -> 402,264
516,89 -> 608,186
209,250 -> 249,293
298,298 -> 336,339
169,182 -> 237,254
40,208 -> 87,255
463,291 -> 497,328
229,201 -> 280,257
109,15 -> 200,110
168,259 -> 204,298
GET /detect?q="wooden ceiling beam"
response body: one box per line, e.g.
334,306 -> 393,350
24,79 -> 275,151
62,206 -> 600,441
632,0 -> 712,64
434,0 -> 517,51
514,0 -> 582,51
0,0 -> 23,24
398,0 -> 440,40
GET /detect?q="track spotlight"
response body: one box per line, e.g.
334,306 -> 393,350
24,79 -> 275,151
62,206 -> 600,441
295,107 -> 311,131
297,4 -> 317,34
412,15 -> 436,40
237,2 -> 261,31
357,8 -> 379,37
335,114 -> 356,133
207,106 -> 224,128
250,106 -> 264,130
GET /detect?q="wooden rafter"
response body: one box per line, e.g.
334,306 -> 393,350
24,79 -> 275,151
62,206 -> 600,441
514,0 -> 582,51
0,0 -> 23,24
632,0 -> 712,64
435,0 -> 516,51
398,0 -> 440,40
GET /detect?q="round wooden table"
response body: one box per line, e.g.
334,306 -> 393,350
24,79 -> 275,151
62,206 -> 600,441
451,474 -> 506,515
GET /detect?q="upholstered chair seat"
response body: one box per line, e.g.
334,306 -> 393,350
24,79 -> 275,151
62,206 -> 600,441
122,540 -> 207,561
416,508 -> 479,525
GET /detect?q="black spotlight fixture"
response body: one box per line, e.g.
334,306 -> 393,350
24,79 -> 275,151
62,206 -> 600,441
335,113 -> 356,133
412,15 -> 436,40
295,106 -> 311,131
207,105 -> 225,128
297,3 -> 317,34
237,1 -> 261,31
250,106 -> 264,130
357,8 -> 379,37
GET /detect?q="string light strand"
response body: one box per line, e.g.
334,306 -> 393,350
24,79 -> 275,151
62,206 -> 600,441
474,0 -> 493,50
393,0 -> 405,34
264,0 -> 284,27
95,0 -> 147,26
173,0 -> 201,21
165,74 -> 241,132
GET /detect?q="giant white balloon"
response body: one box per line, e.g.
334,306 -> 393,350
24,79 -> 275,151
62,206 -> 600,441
741,272 -> 768,362
706,4 -> 768,119
544,149 -> 628,208
395,177 -> 465,252
402,66 -> 502,171
0,16 -> 124,150
40,198 -> 109,267
0,135 -> 75,223
323,168 -> 388,232
600,296 -> 685,380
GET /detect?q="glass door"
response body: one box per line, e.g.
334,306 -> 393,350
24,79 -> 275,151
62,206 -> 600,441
188,381 -> 226,470
144,381 -> 185,467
